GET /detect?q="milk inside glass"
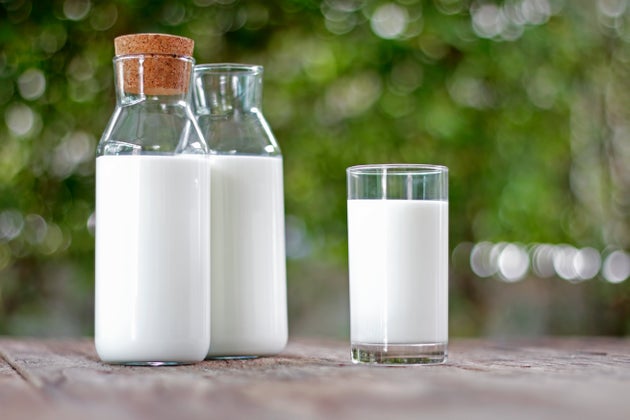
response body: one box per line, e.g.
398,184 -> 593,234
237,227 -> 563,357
348,199 -> 448,344
207,154 -> 287,356
95,155 -> 211,363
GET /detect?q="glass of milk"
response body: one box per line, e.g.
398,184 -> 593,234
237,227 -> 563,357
347,164 -> 448,365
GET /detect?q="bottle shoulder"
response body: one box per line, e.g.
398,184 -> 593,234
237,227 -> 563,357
98,101 -> 208,156
197,110 -> 281,156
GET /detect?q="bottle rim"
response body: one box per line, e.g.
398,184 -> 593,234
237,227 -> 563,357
113,54 -> 195,64
194,63 -> 263,76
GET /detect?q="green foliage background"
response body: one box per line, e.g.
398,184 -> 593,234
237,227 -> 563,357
1,0 -> 629,337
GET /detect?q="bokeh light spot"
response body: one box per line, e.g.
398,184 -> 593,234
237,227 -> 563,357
18,69 -> 46,101
471,3 -> 504,38
498,243 -> 529,282
574,247 -> 602,280
63,0 -> 91,21
471,0 -> 551,41
553,244 -> 579,281
325,72 -> 382,120
161,2 -> 187,26
41,223 -> 64,255
90,4 -> 118,31
67,55 -> 95,82
531,244 -> 556,278
51,131 -> 95,178
597,0 -> 626,18
38,24 -> 68,54
470,241 -> 497,277
603,250 -> 630,283
371,3 -> 408,39
521,0 -> 551,25
435,0 -> 466,15
23,214 -> 48,245
0,210 -> 24,241
5,103 -> 35,137
322,1 -> 362,35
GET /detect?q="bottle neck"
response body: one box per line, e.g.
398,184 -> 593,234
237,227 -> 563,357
114,54 -> 194,105
193,64 -> 263,116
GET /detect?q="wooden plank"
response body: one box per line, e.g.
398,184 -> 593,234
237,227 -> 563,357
0,339 -> 50,419
0,337 -> 628,420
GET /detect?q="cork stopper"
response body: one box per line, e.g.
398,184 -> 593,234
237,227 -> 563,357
114,33 -> 195,96
114,33 -> 194,57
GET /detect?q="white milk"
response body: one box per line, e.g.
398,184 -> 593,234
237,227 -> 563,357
208,154 -> 287,357
95,155 -> 211,364
347,199 -> 448,344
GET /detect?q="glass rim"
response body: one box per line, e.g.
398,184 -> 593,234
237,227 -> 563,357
347,163 -> 448,175
194,63 -> 263,75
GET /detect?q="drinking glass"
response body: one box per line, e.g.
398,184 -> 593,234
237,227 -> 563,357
347,164 -> 448,365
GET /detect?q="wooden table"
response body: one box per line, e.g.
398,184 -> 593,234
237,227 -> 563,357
1,337 -> 629,419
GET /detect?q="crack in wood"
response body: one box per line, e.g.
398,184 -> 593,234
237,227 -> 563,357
0,347 -> 45,389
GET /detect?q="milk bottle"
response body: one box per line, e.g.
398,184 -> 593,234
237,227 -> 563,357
193,64 -> 287,357
95,34 -> 211,364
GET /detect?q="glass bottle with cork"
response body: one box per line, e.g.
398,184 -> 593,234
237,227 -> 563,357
95,34 -> 211,365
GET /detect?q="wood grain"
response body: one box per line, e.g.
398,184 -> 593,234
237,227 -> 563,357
0,337 -> 629,420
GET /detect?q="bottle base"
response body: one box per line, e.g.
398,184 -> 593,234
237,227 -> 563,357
351,342 -> 447,365
206,355 -> 259,360
106,360 -> 194,367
